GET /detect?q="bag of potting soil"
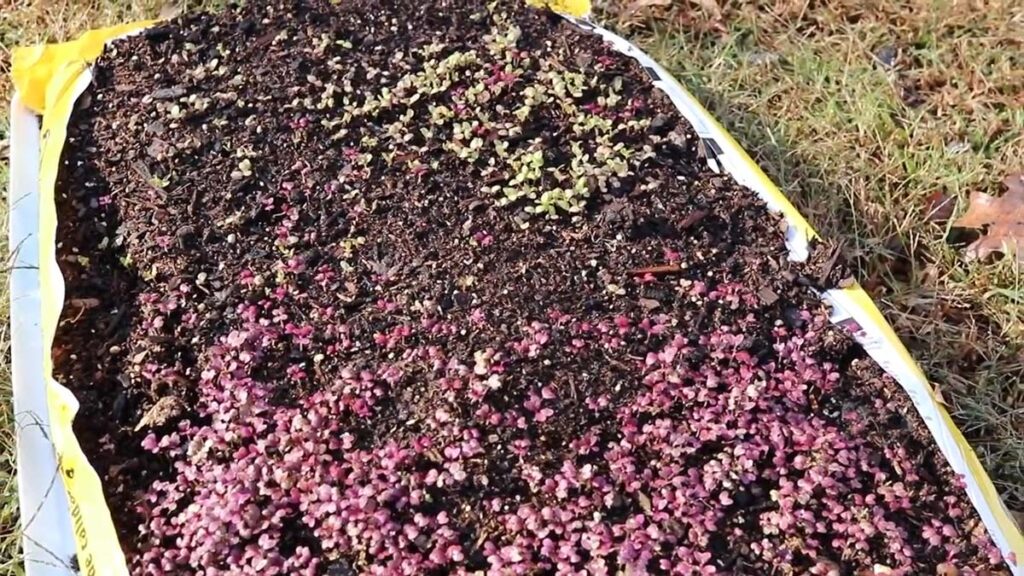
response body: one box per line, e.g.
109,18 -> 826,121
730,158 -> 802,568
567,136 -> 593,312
8,1 -> 1023,574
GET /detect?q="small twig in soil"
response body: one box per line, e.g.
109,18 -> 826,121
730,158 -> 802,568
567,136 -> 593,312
68,298 -> 100,323
187,185 -> 200,216
816,243 -> 844,285
679,209 -> 709,229
628,263 -> 682,276
603,354 -> 635,375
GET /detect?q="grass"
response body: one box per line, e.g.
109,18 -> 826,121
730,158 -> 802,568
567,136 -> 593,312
0,0 -> 1021,571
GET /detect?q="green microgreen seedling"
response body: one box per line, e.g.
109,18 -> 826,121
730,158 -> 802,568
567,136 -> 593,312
148,174 -> 172,189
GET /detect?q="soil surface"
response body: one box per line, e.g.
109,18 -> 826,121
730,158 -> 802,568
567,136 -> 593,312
53,0 -> 1009,574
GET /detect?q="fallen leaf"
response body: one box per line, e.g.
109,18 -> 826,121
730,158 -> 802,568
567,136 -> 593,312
627,0 -> 672,9
158,1 -> 186,19
953,173 -> 1024,261
936,562 -> 959,576
637,297 -> 661,310
637,492 -> 652,513
693,0 -> 723,20
924,190 -> 955,223
614,0 -> 672,27
135,396 -> 185,431
757,287 -> 779,305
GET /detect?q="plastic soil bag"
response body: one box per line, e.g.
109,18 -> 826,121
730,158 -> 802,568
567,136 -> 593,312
7,1 -> 1022,574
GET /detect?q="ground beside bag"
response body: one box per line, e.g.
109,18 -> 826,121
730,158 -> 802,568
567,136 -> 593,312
7,2 -> 1022,574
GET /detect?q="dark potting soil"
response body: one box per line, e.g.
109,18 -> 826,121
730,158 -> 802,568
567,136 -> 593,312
53,0 -> 1009,574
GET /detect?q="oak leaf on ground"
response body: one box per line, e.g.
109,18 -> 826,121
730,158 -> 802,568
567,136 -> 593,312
924,190 -> 955,223
954,173 -> 1024,261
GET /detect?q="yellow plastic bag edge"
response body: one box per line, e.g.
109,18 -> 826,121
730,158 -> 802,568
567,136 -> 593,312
12,20 -> 156,576
526,0 -> 591,18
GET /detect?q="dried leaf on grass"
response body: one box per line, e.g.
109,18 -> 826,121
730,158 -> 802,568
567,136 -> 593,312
692,0 -> 723,20
953,173 -> 1024,261
158,2 -> 183,19
674,0 -> 727,34
924,190 -> 955,223
612,0 -> 725,32
613,0 -> 672,26
626,0 -> 672,8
